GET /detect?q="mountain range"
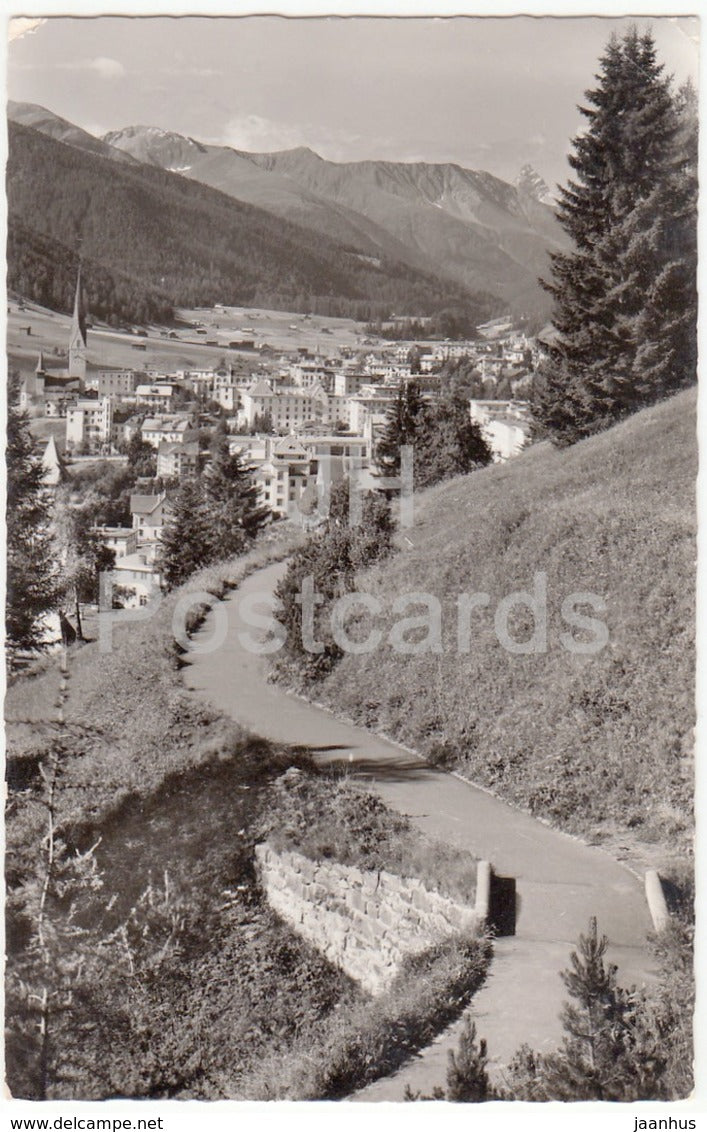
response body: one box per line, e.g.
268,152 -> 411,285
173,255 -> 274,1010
103,125 -> 566,315
7,100 -> 567,325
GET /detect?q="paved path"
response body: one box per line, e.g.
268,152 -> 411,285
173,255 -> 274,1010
183,561 -> 656,1099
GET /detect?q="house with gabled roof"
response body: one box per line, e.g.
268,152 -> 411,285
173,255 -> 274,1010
130,492 -> 174,545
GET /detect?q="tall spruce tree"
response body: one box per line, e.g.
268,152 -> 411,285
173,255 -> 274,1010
626,80 -> 698,403
159,478 -> 213,589
6,379 -> 59,659
204,432 -> 269,558
375,379 -> 428,477
532,27 -> 694,444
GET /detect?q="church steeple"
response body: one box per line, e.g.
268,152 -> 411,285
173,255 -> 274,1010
71,263 -> 87,348
68,262 -> 87,383
35,350 -> 45,374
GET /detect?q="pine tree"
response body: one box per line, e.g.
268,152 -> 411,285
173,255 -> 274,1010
416,390 -> 492,488
532,27 -> 694,444
159,436 -> 269,590
159,478 -> 213,589
204,432 -> 269,558
6,378 -> 59,661
125,432 -> 157,477
506,918 -> 641,1101
375,380 -> 428,477
446,1017 -> 493,1102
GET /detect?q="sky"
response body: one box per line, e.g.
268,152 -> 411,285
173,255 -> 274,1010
7,14 -> 700,190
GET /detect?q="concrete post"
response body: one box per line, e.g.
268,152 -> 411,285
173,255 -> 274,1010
475,860 -> 492,922
645,869 -> 670,933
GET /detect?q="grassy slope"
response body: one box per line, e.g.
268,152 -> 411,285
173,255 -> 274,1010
5,530 -> 308,829
319,390 -> 696,861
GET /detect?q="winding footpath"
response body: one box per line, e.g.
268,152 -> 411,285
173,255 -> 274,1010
183,560 -> 656,1100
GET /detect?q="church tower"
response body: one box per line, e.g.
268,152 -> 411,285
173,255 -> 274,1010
68,264 -> 87,384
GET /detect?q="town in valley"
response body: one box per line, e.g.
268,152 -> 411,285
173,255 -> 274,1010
4,13 -> 698,1113
9,282 -> 537,625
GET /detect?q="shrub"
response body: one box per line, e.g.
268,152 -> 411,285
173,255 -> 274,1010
503,917 -> 694,1102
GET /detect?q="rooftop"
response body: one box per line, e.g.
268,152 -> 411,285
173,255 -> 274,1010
130,492 -> 167,516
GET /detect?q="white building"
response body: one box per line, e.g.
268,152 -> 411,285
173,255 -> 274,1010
469,399 -> 531,462
85,369 -> 137,398
111,553 -> 162,608
239,379 -> 329,432
135,384 -> 177,410
364,359 -> 412,382
141,416 -> 195,448
65,397 -> 112,451
290,361 -> 334,390
156,440 -> 201,479
334,371 -> 370,397
346,388 -> 397,444
91,526 -> 138,559
233,431 -> 373,521
130,492 -> 173,544
213,384 -> 239,412
256,448 -> 313,518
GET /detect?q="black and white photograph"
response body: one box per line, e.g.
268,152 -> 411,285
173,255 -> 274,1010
2,4 -> 701,1119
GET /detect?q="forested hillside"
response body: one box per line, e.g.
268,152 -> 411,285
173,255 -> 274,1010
7,121 -> 499,327
7,222 -> 173,327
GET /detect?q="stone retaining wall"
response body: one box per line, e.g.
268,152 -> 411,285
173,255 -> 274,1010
255,842 -> 480,995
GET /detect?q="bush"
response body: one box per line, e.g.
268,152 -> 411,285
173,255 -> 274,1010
503,916 -> 694,1102
273,482 -> 394,686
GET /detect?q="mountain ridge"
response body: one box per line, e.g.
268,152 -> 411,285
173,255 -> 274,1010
7,100 -> 567,319
7,117 -> 498,327
104,121 -> 566,316
7,100 -> 139,165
